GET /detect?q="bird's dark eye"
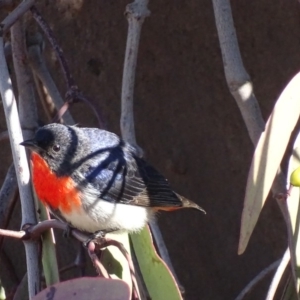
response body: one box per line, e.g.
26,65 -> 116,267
52,144 -> 60,152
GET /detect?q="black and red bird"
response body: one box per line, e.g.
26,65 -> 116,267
21,123 -> 205,234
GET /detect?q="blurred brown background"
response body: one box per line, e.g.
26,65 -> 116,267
1,0 -> 299,299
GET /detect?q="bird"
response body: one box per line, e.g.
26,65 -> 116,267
20,123 -> 205,235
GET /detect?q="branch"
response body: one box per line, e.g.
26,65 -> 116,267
87,241 -> 110,278
0,34 -> 39,297
30,6 -> 74,88
212,0 -> 264,145
212,0 -> 289,252
11,19 -> 37,136
235,259 -> 280,300
266,248 -> 291,300
121,0 -> 150,151
121,1 -> 183,293
0,0 -> 35,35
27,36 -> 74,125
0,218 -> 139,298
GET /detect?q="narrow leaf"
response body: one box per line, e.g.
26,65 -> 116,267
131,226 -> 182,300
239,72 -> 300,254
102,233 -> 133,295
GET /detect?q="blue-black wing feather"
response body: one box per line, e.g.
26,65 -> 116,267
78,131 -> 183,208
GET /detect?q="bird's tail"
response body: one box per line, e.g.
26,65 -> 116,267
177,193 -> 206,214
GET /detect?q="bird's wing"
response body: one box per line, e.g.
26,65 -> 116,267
82,147 -> 183,208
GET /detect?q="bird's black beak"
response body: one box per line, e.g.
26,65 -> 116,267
20,139 -> 38,151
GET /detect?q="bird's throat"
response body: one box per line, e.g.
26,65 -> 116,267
31,152 -> 82,213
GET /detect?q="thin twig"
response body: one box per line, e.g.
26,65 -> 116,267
27,29 -> 105,127
121,1 -> 183,295
235,259 -> 280,300
212,0 -> 264,145
30,6 -> 74,88
0,219 -> 138,296
87,241 -> 110,278
64,86 -> 106,128
0,228 -> 25,239
212,0 -> 291,258
0,36 -> 39,298
266,248 -> 291,300
27,37 -> 74,125
149,220 -> 185,294
0,0 -> 35,35
32,72 -> 55,121
11,19 -> 37,137
121,0 -> 150,152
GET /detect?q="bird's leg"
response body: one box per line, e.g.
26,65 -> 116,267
83,228 -> 119,247
83,230 -> 108,247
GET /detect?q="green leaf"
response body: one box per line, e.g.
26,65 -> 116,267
130,226 -> 182,300
39,205 -> 60,286
102,233 -> 133,294
239,72 -> 300,254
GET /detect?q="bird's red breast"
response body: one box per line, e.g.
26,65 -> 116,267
31,152 -> 82,213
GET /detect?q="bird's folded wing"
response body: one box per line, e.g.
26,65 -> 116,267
85,154 -> 183,208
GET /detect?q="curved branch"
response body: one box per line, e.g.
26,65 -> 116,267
266,248 -> 290,300
235,259 -> 280,300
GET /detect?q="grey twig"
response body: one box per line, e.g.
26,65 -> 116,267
87,241 -> 110,278
266,248 -> 290,300
0,0 -> 35,35
235,259 -> 280,300
27,38 -> 74,125
11,17 -> 41,296
212,0 -> 264,145
0,35 -> 39,298
120,0 -> 183,294
149,220 -> 185,293
121,0 -> 150,151
0,218 -> 138,299
32,72 -> 56,121
27,25 -> 105,127
212,0 -> 288,254
11,19 -> 38,137
30,6 -> 74,88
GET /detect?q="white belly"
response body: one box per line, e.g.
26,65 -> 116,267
60,198 -> 153,233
